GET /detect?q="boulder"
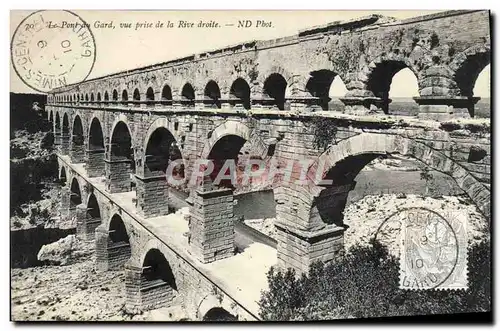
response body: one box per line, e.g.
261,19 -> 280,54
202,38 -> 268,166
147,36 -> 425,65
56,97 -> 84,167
37,235 -> 92,265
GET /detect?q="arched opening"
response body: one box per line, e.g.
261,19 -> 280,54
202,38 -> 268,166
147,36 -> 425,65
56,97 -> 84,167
314,153 -> 382,226
203,307 -> 238,321
55,113 -> 61,130
107,214 -> 132,265
161,85 -> 172,105
181,83 -> 195,106
60,166 -> 67,185
146,87 -> 155,104
87,193 -> 101,220
73,94 -> 77,103
366,60 -> 418,114
204,80 -> 221,108
70,177 -> 82,210
455,52 -> 490,98
62,113 -> 70,153
473,64 -> 490,118
89,118 -> 104,150
122,90 -> 129,104
229,78 -> 251,110
110,122 -> 133,162
207,135 -> 247,189
104,91 -> 109,102
306,70 -> 337,110
112,89 -> 118,101
87,118 -> 105,177
90,93 -> 95,102
109,121 -> 135,192
133,88 -> 141,102
145,127 -> 183,178
142,248 -> 177,291
388,67 -> 419,115
62,114 -> 69,133
109,214 -> 130,245
85,93 -> 89,102
97,92 -> 101,102
329,75 -> 348,111
263,73 -> 287,110
77,94 -> 80,102
71,115 -> 84,162
86,193 -> 102,231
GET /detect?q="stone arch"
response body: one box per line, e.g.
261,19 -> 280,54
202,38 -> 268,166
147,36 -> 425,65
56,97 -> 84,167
87,117 -> 106,177
306,132 -> 490,219
104,91 -> 109,102
121,89 -> 129,103
108,117 -> 135,192
85,93 -> 89,102
204,80 -> 221,108
133,88 -> 141,101
71,115 -> 85,161
62,113 -> 69,134
229,78 -> 251,110
145,86 -> 155,102
362,56 -> 421,112
160,84 -> 173,106
70,177 -> 82,210
197,295 -> 239,321
304,69 -> 344,110
55,112 -> 61,130
112,89 -> 118,101
86,193 -> 102,222
262,73 -> 288,110
181,82 -> 195,106
90,92 -> 95,102
124,242 -> 179,314
450,45 -> 491,98
201,121 -> 252,159
96,213 -> 132,270
97,92 -> 102,101
258,65 -> 294,95
142,118 -> 184,167
200,121 -> 268,188
59,165 -> 67,185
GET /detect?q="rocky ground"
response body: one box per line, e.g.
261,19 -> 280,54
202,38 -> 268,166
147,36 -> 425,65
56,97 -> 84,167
11,235 -> 188,321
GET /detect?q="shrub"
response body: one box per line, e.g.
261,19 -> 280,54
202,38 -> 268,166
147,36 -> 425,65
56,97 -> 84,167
259,240 -> 491,320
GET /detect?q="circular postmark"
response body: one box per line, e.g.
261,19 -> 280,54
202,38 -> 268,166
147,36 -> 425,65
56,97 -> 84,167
375,207 -> 460,290
11,10 -> 96,93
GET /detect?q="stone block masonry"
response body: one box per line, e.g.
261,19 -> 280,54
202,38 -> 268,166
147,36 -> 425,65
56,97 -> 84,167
95,224 -> 132,271
135,175 -> 170,218
188,187 -> 235,263
86,149 -> 106,177
105,159 -> 132,193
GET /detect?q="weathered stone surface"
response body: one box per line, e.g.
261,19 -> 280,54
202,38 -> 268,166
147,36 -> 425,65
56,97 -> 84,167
37,235 -> 92,266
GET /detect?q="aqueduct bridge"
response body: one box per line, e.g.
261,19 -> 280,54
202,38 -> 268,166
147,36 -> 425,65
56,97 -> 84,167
46,10 -> 491,320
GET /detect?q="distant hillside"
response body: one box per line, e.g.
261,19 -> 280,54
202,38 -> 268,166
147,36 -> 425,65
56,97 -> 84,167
10,93 -> 48,134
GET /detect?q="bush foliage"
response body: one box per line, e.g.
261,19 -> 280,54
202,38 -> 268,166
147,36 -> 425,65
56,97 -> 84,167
259,240 -> 490,321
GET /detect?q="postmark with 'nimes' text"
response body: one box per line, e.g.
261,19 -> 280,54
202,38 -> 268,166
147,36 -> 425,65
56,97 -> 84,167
11,10 -> 96,93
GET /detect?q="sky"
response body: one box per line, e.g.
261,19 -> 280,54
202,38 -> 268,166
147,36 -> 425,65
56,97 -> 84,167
10,10 -> 490,97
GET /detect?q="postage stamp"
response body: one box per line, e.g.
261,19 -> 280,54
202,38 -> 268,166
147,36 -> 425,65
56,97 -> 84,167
11,10 -> 96,93
398,207 -> 468,290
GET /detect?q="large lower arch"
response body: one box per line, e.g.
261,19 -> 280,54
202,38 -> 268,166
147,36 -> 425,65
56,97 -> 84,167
197,295 -> 239,321
106,119 -> 135,193
263,73 -> 288,110
137,120 -> 184,218
87,117 -> 105,177
70,115 -> 85,163
274,132 -> 490,272
95,213 -> 132,271
124,248 -> 178,313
